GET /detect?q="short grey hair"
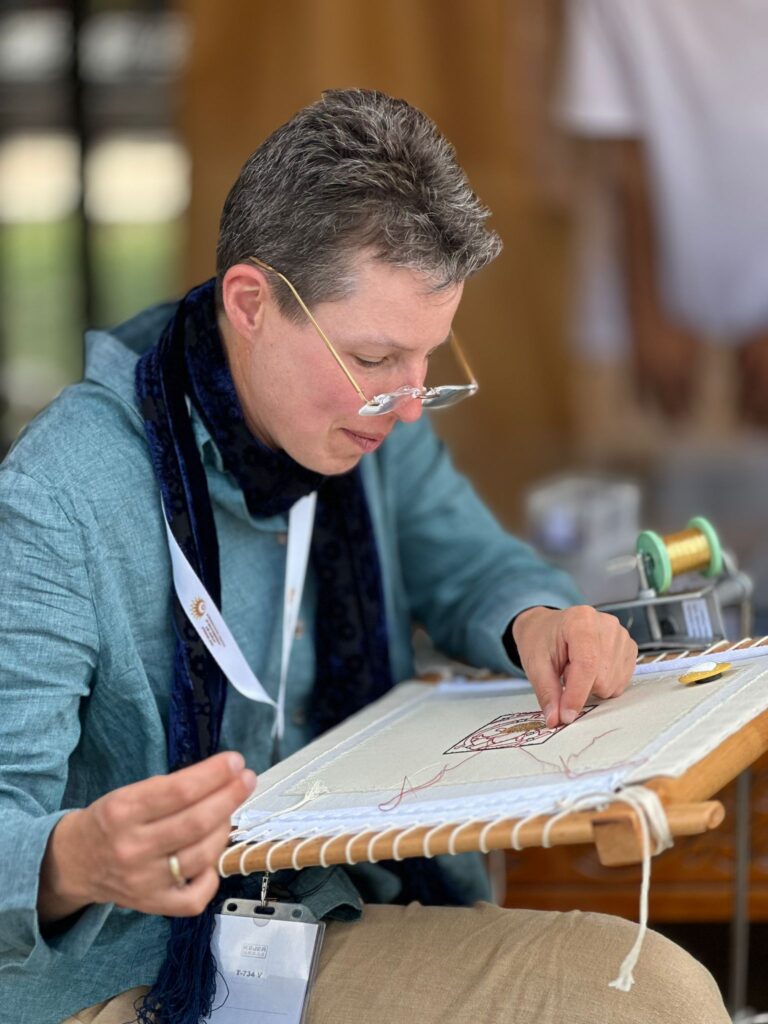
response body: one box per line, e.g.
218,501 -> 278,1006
216,88 -> 502,318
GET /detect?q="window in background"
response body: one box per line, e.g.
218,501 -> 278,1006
0,1 -> 190,444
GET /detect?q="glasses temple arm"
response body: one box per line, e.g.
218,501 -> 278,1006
248,257 -> 372,406
450,332 -> 478,386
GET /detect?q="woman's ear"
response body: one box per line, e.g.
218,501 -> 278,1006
220,263 -> 270,340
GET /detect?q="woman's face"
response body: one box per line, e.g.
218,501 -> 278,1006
223,258 -> 464,475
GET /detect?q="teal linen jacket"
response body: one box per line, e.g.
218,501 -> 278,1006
0,302 -> 581,1024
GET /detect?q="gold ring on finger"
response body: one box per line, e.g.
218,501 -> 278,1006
168,853 -> 187,889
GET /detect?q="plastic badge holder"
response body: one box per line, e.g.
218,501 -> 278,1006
204,899 -> 325,1024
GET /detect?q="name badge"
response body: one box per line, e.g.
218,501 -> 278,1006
203,899 -> 325,1024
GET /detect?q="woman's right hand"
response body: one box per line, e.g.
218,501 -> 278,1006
38,751 -> 257,922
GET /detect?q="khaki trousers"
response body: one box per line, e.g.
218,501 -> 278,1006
62,902 -> 729,1024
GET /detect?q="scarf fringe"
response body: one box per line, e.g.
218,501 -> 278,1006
137,907 -> 218,1024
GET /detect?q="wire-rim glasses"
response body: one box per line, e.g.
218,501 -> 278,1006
247,257 -> 479,418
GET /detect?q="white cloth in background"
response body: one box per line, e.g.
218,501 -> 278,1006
556,0 -> 768,356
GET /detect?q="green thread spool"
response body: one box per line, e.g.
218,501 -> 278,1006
636,516 -> 723,594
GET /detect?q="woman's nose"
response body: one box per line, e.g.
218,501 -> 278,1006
395,395 -> 424,423
391,360 -> 429,423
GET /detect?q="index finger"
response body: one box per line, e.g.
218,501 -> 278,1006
119,751 -> 246,824
559,629 -> 600,725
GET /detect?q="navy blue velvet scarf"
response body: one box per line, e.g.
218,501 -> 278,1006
134,279 -> 394,1022
137,279 -> 395,759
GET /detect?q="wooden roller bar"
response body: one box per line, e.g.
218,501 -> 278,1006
221,798 -> 724,875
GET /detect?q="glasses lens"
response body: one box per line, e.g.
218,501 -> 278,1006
358,383 -> 478,417
421,384 -> 478,409
358,386 -> 423,417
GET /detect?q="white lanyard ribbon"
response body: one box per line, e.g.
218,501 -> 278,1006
163,492 -> 317,741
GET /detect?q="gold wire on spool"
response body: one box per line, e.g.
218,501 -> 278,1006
663,527 -> 713,577
636,516 -> 723,594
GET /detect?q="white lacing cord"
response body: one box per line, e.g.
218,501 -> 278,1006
423,821 -> 449,857
605,787 -> 673,991
222,781 -> 328,874
345,829 -> 373,865
479,816 -> 508,854
291,823 -> 397,869
502,786 -> 672,992
532,785 -> 672,990
319,831 -> 347,868
505,801 -> 604,855
233,780 -> 329,841
541,793 -> 611,848
367,826 -> 402,864
239,839 -> 270,877
447,818 -> 483,856
392,823 -> 425,861
290,829 -> 322,871
265,835 -> 299,874
218,839 -> 249,878
704,638 -> 729,655
511,810 -> 549,850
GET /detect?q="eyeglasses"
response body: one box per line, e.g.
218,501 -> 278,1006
248,257 -> 478,418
